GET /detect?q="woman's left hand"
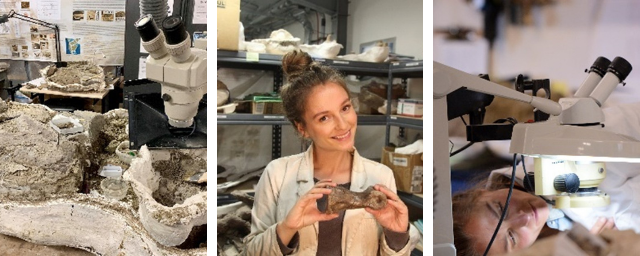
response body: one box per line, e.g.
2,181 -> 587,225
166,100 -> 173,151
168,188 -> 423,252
365,184 -> 409,233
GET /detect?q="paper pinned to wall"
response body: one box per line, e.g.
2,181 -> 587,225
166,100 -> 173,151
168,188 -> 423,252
193,0 -> 206,24
35,0 -> 62,20
0,0 -> 126,65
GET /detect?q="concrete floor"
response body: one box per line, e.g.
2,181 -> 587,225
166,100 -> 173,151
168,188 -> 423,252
0,234 -> 93,256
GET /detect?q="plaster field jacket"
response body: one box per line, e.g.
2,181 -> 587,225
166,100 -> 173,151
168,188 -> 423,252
243,146 -> 419,255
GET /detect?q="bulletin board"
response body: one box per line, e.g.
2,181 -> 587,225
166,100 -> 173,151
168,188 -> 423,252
0,0 -> 126,65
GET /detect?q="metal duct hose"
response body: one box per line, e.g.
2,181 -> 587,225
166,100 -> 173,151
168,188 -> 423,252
139,0 -> 169,28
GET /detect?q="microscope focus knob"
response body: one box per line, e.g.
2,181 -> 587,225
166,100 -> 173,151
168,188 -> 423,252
554,174 -> 580,193
162,93 -> 171,102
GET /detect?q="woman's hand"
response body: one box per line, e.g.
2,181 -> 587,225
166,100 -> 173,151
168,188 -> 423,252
365,184 -> 409,233
590,217 -> 617,234
280,179 -> 340,231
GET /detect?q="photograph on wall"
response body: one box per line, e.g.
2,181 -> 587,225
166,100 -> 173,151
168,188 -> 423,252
65,38 -> 81,55
32,42 -> 40,49
21,1 -> 30,10
115,11 -> 125,22
101,11 -> 114,22
87,10 -> 98,21
30,25 -> 38,33
73,10 -> 84,21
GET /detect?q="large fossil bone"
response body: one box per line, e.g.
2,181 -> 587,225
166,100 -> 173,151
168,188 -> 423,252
321,186 -> 387,214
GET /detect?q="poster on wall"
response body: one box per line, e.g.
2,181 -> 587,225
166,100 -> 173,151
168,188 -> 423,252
0,0 -> 126,65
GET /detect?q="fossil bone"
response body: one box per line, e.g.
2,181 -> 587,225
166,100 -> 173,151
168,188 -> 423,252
322,186 -> 387,214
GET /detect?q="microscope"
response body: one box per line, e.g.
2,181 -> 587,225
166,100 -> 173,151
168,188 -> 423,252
127,14 -> 207,149
433,57 -> 640,255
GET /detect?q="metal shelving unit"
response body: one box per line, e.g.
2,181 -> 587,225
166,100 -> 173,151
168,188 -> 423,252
384,60 -> 424,146
217,51 -> 424,211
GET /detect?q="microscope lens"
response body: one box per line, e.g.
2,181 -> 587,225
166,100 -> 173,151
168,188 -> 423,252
608,57 -> 633,81
162,16 -> 188,45
135,14 -> 160,42
591,57 -> 611,76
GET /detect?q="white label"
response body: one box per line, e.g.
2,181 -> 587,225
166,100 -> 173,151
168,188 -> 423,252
406,62 -> 420,67
217,115 -> 227,119
392,157 -> 408,167
411,166 -> 423,192
255,102 -> 265,114
264,115 -> 283,119
333,60 -> 350,65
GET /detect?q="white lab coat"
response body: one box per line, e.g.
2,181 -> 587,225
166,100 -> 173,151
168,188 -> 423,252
243,145 -> 420,255
489,102 -> 640,233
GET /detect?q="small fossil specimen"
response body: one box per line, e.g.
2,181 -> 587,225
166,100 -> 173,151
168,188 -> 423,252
321,186 -> 387,214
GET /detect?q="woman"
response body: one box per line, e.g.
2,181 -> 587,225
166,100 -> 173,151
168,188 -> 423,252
453,173 -> 616,255
243,51 -> 418,255
452,101 -> 640,255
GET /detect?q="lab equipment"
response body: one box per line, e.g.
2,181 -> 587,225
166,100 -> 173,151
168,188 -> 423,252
135,14 -> 206,128
127,14 -> 207,149
433,57 -> 640,255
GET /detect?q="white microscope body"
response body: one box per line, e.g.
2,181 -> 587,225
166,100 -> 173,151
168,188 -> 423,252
136,14 -> 206,128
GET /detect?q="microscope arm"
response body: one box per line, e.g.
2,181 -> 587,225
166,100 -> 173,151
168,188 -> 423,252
433,61 -> 562,255
434,61 -> 562,116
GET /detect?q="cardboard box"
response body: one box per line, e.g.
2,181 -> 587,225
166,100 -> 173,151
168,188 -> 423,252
398,99 -> 423,118
217,0 -> 240,51
381,146 -> 423,193
250,96 -> 284,115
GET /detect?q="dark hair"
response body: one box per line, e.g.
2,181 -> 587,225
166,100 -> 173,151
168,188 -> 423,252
280,50 -> 350,129
452,175 -> 525,256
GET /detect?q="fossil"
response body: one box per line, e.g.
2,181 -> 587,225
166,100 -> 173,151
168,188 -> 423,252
321,186 -> 387,214
36,61 -> 107,92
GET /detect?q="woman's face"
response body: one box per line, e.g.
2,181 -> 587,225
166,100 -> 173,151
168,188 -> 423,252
297,82 -> 357,152
465,188 -> 550,255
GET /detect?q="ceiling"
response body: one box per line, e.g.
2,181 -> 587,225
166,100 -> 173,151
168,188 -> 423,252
239,0 -> 339,41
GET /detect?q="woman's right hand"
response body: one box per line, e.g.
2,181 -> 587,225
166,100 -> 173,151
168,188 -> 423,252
280,179 -> 340,231
590,217 -> 617,234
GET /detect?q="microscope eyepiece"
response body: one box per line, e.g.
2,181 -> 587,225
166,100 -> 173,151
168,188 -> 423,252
590,57 -> 611,77
608,56 -> 632,81
135,14 -> 160,42
162,16 -> 187,45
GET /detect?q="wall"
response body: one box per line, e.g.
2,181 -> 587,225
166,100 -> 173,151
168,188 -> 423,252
348,0 -> 423,59
434,0 -> 640,106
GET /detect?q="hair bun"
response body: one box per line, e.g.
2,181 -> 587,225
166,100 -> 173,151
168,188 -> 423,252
282,50 -> 313,78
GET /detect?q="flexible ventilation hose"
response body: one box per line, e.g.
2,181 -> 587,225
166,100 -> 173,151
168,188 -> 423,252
139,0 -> 169,28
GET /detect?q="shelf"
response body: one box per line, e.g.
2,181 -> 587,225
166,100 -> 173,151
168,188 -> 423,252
390,60 -> 424,78
217,114 -> 289,125
217,50 -> 284,70
398,191 -> 423,209
388,115 -> 423,130
217,50 -> 390,77
217,113 -> 387,126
